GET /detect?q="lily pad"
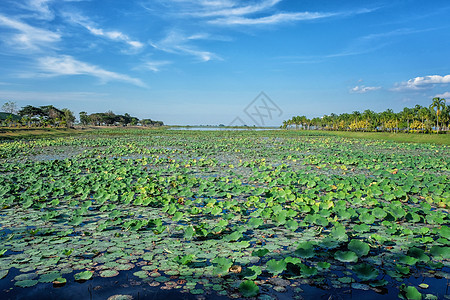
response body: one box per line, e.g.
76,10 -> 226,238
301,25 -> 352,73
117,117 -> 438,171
15,280 -> 38,288
334,251 -> 358,263
239,280 -> 259,297
74,270 -> 93,281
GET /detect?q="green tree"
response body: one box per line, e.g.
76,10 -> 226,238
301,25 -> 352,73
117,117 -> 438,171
79,111 -> 90,126
62,108 -> 76,128
430,97 -> 446,133
2,101 -> 17,114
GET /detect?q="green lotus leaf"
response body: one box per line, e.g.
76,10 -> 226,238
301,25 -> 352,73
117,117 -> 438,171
266,259 -> 287,276
74,271 -> 93,281
440,226 -> 450,239
53,277 -> 67,285
317,262 -> 331,269
372,207 -> 387,219
395,264 -> 410,275
352,263 -> 379,281
294,242 -> 315,259
239,280 -> 259,297
172,211 -> 184,222
100,270 -> 119,278
15,279 -> 38,288
399,285 -> 422,300
334,251 -> 358,263
359,213 -> 375,224
212,264 -> 230,276
331,224 -> 348,242
348,239 -> 370,257
299,264 -> 318,277
242,266 -> 262,280
399,255 -> 419,266
133,270 -> 148,279
285,219 -> 299,231
39,272 -> 61,283
338,277 -> 353,283
252,248 -> 269,257
353,224 -> 371,233
223,231 -> 243,242
184,226 -> 195,240
284,256 -> 302,265
0,270 -> 8,279
15,273 -> 37,281
175,254 -> 195,265
430,246 -> 450,259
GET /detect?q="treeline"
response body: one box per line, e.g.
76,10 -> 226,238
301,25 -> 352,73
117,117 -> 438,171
282,97 -> 449,133
79,111 -> 163,127
0,102 -> 164,128
1,104 -> 76,128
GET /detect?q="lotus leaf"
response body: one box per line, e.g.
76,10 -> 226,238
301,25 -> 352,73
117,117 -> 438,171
239,280 -> 259,297
74,271 -> 93,281
334,251 -> 358,263
294,242 -> 315,259
266,259 -> 287,276
352,263 -> 379,281
15,280 -> 38,288
348,239 -> 370,257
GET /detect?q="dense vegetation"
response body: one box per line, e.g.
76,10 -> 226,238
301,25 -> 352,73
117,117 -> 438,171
0,102 -> 164,128
0,129 -> 448,299
283,97 -> 448,133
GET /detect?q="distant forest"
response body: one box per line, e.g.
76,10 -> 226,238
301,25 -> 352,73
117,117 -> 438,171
283,97 -> 448,133
0,102 -> 164,128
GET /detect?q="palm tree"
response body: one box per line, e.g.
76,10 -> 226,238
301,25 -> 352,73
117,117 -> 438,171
401,107 -> 414,133
430,97 -> 446,133
417,107 -> 429,133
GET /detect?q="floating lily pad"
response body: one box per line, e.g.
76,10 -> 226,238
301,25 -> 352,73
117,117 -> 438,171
239,280 -> 259,297
352,263 -> 379,281
74,271 -> 93,281
15,280 -> 38,288
348,239 -> 370,257
335,251 -> 358,263
100,270 -> 119,278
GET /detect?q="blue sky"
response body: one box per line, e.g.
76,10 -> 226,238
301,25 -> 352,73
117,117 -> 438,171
0,0 -> 449,125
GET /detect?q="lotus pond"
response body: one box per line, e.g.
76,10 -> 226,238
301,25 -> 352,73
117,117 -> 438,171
0,129 -> 449,300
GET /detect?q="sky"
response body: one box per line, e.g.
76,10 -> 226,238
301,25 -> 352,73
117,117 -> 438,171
0,0 -> 449,126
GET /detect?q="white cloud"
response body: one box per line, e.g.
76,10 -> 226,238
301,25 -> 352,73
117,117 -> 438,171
392,75 -> 450,91
140,60 -> 172,72
150,31 -> 220,62
0,14 -> 60,51
190,0 -> 282,17
22,0 -> 54,20
350,85 -> 381,93
209,11 -> 337,25
63,12 -> 144,49
435,91 -> 450,98
36,55 -> 146,87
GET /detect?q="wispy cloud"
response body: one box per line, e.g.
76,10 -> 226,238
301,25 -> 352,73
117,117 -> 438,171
0,14 -> 60,51
350,85 -> 381,94
140,60 -> 172,72
145,1 -> 376,26
36,55 -> 146,87
63,12 -> 144,49
20,0 -> 54,20
150,31 -> 220,62
392,75 -> 450,91
435,91 -> 450,98
209,11 -> 337,25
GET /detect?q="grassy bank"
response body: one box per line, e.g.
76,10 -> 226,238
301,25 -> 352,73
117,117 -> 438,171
0,127 -> 89,140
